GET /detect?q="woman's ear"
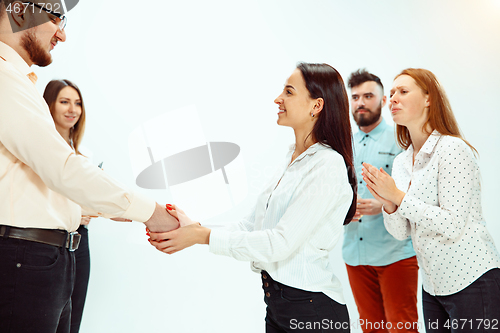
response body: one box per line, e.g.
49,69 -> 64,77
424,94 -> 430,108
312,98 -> 324,117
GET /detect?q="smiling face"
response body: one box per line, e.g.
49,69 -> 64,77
19,2 -> 67,66
389,74 -> 430,129
351,80 -> 385,127
274,69 -> 318,131
51,86 -> 82,134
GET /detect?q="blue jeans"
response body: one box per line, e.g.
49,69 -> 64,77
423,268 -> 500,333
0,236 -> 75,333
262,271 -> 350,332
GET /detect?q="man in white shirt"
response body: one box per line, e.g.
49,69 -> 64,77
0,1 -> 178,332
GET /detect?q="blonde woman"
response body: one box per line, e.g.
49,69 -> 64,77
43,80 -> 131,333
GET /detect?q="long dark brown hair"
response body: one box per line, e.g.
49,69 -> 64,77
43,79 -> 86,155
395,68 -> 477,155
297,63 -> 357,225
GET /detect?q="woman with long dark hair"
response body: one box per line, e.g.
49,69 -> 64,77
362,68 -> 500,332
149,63 -> 356,332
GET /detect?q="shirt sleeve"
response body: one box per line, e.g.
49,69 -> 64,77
209,154 -> 353,263
223,208 -> 256,233
380,153 -> 412,240
0,70 -> 155,222
397,139 -> 478,240
382,208 -> 411,240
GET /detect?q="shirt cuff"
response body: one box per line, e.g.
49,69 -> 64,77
398,194 -> 426,222
208,229 -> 231,257
123,192 -> 156,222
382,207 -> 400,223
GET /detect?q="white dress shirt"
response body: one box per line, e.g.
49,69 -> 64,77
383,131 -> 500,296
0,41 -> 155,231
210,143 -> 353,304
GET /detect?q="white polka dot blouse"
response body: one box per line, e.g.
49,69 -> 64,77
382,131 -> 500,296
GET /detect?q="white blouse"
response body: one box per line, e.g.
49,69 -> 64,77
383,131 -> 500,296
209,143 -> 353,304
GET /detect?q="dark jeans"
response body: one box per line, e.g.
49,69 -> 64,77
0,236 -> 75,333
262,271 -> 350,332
423,268 -> 500,333
70,225 -> 90,333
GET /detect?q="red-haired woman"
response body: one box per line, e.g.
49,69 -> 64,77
361,68 -> 500,332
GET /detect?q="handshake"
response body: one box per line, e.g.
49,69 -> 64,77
144,203 -> 210,255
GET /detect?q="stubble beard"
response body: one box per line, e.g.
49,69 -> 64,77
21,28 -> 52,67
354,103 -> 382,127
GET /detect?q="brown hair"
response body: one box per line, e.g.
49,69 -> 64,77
43,79 -> 86,155
395,68 -> 477,155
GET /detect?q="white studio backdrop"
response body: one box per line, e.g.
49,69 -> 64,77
32,0 -> 500,332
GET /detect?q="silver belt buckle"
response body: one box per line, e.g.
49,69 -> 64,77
67,232 -> 81,252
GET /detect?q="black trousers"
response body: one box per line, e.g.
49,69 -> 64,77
423,268 -> 500,333
0,236 -> 75,333
262,271 -> 350,332
70,225 -> 90,333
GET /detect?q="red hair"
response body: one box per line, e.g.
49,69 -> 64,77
395,68 -> 477,155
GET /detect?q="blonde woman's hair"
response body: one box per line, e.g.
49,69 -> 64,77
43,79 -> 86,155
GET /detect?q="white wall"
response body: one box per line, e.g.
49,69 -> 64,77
34,0 -> 500,332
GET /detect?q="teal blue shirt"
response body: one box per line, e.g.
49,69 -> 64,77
342,119 -> 415,266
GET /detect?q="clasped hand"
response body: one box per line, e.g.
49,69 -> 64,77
147,205 -> 210,255
361,163 -> 405,214
352,198 -> 383,222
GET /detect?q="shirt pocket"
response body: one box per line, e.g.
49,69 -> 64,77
371,151 -> 397,176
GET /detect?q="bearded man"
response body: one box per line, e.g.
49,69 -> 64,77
0,2 -> 177,332
342,69 -> 419,333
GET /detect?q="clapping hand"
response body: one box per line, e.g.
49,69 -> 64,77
362,163 -> 405,214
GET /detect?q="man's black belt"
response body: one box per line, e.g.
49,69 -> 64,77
0,225 -> 80,251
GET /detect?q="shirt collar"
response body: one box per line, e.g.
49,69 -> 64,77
401,145 -> 413,175
401,130 -> 441,174
420,130 -> 442,155
354,118 -> 388,143
288,142 -> 329,165
0,41 -> 32,76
